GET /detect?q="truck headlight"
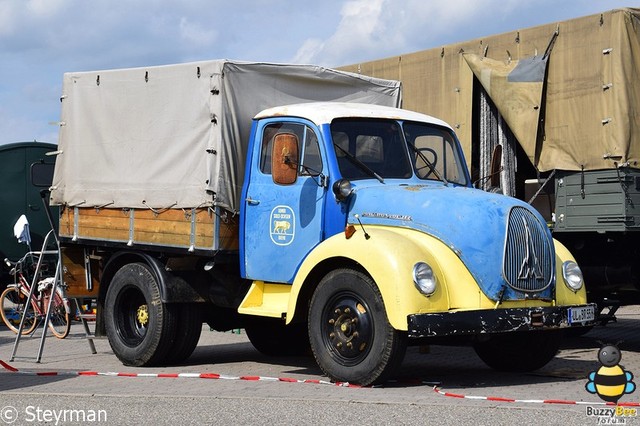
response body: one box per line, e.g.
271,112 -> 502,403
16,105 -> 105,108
332,178 -> 353,202
413,262 -> 437,296
562,260 -> 584,291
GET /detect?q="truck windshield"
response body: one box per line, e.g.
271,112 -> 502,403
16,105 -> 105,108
403,122 -> 469,185
330,118 -> 468,185
330,119 -> 413,180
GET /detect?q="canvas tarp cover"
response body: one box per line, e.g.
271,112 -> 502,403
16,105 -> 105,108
339,8 -> 640,172
50,60 -> 401,212
463,52 -> 548,168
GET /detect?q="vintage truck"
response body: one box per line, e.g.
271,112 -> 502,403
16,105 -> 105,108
339,8 -> 640,315
49,60 -> 595,386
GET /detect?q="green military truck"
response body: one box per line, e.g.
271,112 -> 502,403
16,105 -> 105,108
0,142 -> 57,287
340,8 -> 640,312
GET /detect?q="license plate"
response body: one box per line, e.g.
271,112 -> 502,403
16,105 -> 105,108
568,306 -> 595,324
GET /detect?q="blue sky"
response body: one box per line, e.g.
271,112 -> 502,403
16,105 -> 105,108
0,0 -> 635,145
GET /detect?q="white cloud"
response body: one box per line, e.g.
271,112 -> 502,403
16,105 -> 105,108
179,17 -> 218,47
292,0 -> 530,66
0,0 -> 635,145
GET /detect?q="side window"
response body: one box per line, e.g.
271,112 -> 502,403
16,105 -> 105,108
260,123 -> 304,175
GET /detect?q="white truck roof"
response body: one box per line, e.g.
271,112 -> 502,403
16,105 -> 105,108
255,102 -> 452,130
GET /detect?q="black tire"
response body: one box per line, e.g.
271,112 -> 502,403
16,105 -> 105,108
473,330 -> 562,372
308,268 -> 407,386
245,318 -> 310,356
164,303 -> 203,364
104,263 -> 177,366
47,286 -> 71,339
0,286 -> 38,334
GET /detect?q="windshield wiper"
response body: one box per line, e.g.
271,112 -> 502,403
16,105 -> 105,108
333,143 -> 384,183
406,141 -> 448,185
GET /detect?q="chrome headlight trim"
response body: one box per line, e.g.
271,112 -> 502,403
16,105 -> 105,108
562,260 -> 584,292
413,262 -> 437,296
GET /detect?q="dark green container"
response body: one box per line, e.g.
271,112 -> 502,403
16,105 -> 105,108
0,142 -> 57,273
554,168 -> 640,233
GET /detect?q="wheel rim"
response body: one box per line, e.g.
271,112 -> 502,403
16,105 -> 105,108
1,287 -> 37,333
320,291 -> 373,366
114,285 -> 149,347
48,290 -> 70,338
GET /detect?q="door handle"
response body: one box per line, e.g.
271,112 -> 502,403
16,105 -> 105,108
246,197 -> 260,205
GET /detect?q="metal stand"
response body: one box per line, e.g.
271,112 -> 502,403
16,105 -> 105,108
9,230 -> 63,362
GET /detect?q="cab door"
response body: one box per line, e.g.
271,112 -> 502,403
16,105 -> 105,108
241,120 -> 326,283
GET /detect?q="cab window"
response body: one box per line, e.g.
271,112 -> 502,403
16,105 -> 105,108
259,123 -> 322,176
404,123 -> 468,185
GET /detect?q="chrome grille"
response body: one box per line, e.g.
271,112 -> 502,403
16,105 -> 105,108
503,207 -> 554,292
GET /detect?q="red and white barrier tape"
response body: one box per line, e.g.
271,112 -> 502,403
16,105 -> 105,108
4,358 -> 639,406
432,386 -> 640,407
0,359 -> 360,387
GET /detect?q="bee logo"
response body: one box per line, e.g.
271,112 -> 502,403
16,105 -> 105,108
586,343 -> 636,403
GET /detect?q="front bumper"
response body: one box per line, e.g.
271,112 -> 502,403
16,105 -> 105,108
407,303 -> 597,338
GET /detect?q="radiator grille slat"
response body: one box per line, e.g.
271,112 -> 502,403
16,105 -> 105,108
503,207 -> 554,292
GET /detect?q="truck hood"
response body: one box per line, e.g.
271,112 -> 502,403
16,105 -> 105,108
348,183 -> 555,301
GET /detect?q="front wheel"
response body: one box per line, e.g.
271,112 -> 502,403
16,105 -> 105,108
473,330 -> 562,372
46,287 -> 71,339
104,263 -> 177,366
0,286 -> 37,335
308,268 -> 406,386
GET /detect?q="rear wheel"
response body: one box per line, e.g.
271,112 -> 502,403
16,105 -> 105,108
473,330 -> 562,372
308,268 -> 406,386
0,286 -> 37,335
104,263 -> 177,366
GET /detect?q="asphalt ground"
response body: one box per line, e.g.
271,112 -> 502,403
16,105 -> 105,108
1,306 -> 640,425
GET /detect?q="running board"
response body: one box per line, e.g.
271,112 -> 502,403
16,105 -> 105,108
237,281 -> 291,319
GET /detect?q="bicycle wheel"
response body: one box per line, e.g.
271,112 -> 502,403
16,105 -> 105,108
0,285 -> 38,335
46,287 -> 71,339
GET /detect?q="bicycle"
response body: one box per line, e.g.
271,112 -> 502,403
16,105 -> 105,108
0,253 -> 71,339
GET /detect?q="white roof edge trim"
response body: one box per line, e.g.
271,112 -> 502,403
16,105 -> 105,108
254,102 -> 453,130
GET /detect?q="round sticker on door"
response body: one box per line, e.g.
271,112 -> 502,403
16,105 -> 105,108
270,205 -> 295,246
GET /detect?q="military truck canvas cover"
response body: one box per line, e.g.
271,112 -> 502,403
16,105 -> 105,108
50,60 -> 401,212
339,8 -> 640,172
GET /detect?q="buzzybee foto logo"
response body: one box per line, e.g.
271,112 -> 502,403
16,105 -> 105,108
586,343 -> 636,403
585,343 -> 637,424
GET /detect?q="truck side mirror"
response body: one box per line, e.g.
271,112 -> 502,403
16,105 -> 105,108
271,133 -> 299,185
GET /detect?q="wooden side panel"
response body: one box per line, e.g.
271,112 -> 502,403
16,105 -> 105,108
80,208 -> 130,241
62,246 -> 100,298
58,207 -> 239,252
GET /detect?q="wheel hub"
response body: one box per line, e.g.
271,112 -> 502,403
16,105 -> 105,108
136,304 -> 149,326
327,301 -> 371,359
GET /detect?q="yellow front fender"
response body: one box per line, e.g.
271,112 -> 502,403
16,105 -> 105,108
286,225 -> 481,330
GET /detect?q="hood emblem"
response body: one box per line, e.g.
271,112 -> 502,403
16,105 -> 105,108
517,218 -> 544,281
361,212 -> 412,221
